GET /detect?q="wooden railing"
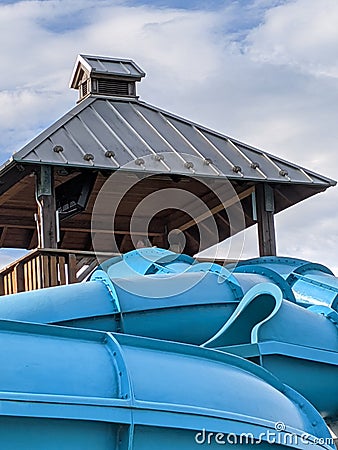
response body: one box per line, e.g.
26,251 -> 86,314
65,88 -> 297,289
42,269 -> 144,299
0,248 -> 239,296
0,249 -> 119,296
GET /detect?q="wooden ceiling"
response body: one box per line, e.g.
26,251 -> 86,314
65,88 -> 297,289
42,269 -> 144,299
0,163 -> 327,256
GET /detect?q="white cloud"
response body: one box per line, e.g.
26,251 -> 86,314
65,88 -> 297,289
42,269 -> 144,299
0,0 -> 231,152
246,0 -> 338,78
0,0 -> 337,273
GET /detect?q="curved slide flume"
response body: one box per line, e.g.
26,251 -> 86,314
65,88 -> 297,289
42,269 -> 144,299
201,283 -> 283,349
0,319 -> 333,449
0,248 -> 337,445
204,283 -> 338,424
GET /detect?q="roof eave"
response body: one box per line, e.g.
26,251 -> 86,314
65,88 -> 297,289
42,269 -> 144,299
3,159 -> 335,190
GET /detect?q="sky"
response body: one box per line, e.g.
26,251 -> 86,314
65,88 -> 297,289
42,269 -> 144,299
0,0 -> 337,273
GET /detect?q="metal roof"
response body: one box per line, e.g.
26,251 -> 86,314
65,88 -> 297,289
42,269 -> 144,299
8,95 -> 336,187
0,55 -> 335,254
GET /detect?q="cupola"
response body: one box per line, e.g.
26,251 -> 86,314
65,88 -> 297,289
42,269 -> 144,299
69,54 -> 145,103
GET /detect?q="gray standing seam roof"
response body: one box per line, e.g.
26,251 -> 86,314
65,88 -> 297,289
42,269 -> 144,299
81,55 -> 145,77
8,95 -> 336,187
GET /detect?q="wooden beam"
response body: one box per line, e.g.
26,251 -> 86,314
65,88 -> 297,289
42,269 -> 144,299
0,217 -> 164,237
77,259 -> 99,282
36,166 -> 57,249
39,194 -> 57,248
151,233 -> 168,249
0,175 -> 33,207
0,211 -> 165,229
170,186 -> 255,232
65,228 -> 163,237
14,263 -> 25,293
119,235 -> 130,253
184,230 -> 200,256
196,256 -> 239,265
185,230 -> 199,248
68,254 -> 78,284
256,184 -> 277,256
274,186 -> 294,210
215,212 -> 230,226
0,227 -> 8,247
28,229 -> 37,250
0,218 -> 37,229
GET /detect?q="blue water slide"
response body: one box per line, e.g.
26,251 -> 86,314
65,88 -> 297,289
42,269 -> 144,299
233,256 -> 338,310
0,248 -> 337,438
0,248 -> 244,344
0,319 -> 333,449
201,282 -> 338,424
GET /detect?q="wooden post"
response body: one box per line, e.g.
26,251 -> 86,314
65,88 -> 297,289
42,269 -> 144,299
36,166 -> 57,249
0,273 -> 4,296
68,253 -> 78,284
14,263 -> 25,293
255,183 -> 277,256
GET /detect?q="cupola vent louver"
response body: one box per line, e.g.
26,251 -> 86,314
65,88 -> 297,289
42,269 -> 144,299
70,54 -> 145,103
96,78 -> 130,96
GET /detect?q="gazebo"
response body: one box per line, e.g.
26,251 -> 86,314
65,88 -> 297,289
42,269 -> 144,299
0,54 -> 335,293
